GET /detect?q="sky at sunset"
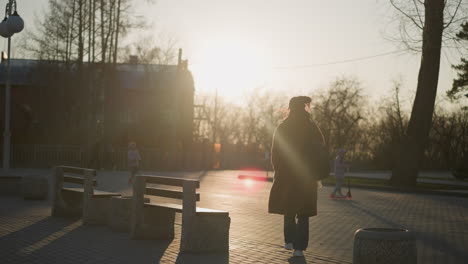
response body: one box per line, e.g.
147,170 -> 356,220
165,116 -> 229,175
8,0 -> 462,103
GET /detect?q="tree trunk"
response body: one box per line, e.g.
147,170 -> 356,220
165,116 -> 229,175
92,0 -> 96,62
100,0 -> 106,62
67,0 -> 77,63
113,0 -> 121,64
391,0 -> 444,187
105,0 -> 116,63
88,0 -> 92,62
78,0 -> 84,64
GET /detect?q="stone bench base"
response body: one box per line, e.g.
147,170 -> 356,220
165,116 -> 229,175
131,205 -> 176,240
52,190 -> 120,223
52,190 -> 83,217
21,176 -> 49,200
131,203 -> 230,252
0,176 -> 22,196
181,214 -> 231,253
109,196 -> 149,231
84,196 -> 116,225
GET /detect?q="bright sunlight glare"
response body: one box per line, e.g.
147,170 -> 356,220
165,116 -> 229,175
190,38 -> 270,101
243,179 -> 254,188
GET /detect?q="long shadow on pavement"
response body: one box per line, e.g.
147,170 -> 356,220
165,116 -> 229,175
343,192 -> 468,263
35,223 -> 172,264
346,199 -> 406,228
0,197 -> 53,218
0,216 -> 79,252
414,231 -> 468,262
0,214 -> 172,264
424,193 -> 468,210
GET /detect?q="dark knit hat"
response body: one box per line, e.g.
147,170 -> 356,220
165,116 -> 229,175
288,96 -> 312,112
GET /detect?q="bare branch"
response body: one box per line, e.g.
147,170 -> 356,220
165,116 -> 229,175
390,0 -> 423,29
444,0 -> 463,29
413,0 -> 424,26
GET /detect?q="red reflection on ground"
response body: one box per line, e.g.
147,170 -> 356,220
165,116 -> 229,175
236,168 -> 270,193
239,166 -> 263,172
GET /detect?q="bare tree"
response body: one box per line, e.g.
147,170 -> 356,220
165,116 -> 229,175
388,0 -> 468,51
426,105 -> 468,169
123,33 -> 179,64
24,0 -> 144,64
194,89 -> 285,147
367,81 -> 410,169
388,0 -> 465,187
192,77 -> 467,172
311,76 -> 367,157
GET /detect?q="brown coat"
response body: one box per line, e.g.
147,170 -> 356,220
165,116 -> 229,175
268,114 -> 326,217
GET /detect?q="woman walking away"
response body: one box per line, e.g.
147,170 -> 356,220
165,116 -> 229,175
128,142 -> 141,184
268,96 -> 328,257
330,149 -> 348,198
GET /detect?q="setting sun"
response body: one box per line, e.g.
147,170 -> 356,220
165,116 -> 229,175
190,38 -> 270,100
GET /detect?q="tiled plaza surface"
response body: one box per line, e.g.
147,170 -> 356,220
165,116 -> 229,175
1,169 -> 467,263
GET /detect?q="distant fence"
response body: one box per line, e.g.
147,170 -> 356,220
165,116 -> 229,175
3,144 -> 268,171
10,145 -> 84,169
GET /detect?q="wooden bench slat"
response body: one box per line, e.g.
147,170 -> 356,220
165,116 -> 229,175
145,187 -> 200,201
141,175 -> 200,188
58,166 -> 97,176
144,202 -> 228,215
63,175 -> 97,186
62,187 -> 120,197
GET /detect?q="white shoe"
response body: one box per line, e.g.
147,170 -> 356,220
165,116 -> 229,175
284,243 -> 293,250
293,250 -> 304,257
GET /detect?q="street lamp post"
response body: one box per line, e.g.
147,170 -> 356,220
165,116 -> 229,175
0,0 -> 24,171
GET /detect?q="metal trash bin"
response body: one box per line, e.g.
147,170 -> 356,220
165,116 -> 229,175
353,228 -> 417,264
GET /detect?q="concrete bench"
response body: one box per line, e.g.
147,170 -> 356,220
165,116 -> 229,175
51,166 -> 121,225
130,175 -> 230,252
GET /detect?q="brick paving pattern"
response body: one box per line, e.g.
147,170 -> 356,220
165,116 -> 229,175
1,169 -> 467,263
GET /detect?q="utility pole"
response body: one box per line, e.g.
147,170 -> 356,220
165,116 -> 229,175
2,36 -> 11,171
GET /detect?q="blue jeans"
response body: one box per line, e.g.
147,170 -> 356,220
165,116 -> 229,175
284,215 -> 309,250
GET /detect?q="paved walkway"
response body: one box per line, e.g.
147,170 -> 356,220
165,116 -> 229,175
1,169 -> 468,263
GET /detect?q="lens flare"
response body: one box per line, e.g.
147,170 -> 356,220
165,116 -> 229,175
244,179 -> 254,188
